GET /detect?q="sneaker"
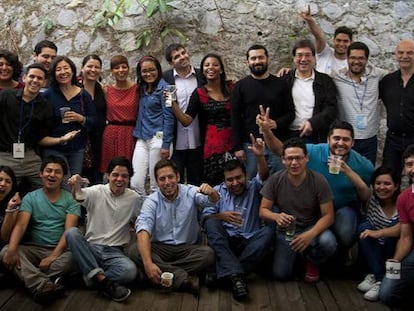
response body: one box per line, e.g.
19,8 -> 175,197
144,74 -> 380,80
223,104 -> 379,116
364,281 -> 381,301
357,274 -> 376,293
33,281 -> 65,305
304,261 -> 319,283
102,280 -> 131,302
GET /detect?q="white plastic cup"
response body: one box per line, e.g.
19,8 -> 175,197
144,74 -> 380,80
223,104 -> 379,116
60,107 -> 71,123
160,272 -> 174,287
329,155 -> 342,174
385,259 -> 401,279
164,85 -> 176,107
74,178 -> 89,201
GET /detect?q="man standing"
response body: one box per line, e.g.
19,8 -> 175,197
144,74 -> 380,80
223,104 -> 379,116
1,156 -> 80,305
379,144 -> 414,307
300,5 -> 352,74
283,39 -> 337,143
128,159 -> 218,295
65,157 -> 140,302
0,63 -> 79,192
231,44 -> 294,179
202,134 -> 273,300
331,42 -> 387,164
163,44 -> 204,185
381,39 -> 414,177
259,138 -> 336,282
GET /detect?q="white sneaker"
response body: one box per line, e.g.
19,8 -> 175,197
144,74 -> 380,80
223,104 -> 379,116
364,281 -> 381,301
357,274 -> 376,293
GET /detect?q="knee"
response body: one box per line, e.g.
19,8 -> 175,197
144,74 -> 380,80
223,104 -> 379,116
65,227 -> 82,243
319,231 -> 337,257
379,281 -> 395,306
200,246 -> 215,267
204,218 -> 222,233
118,260 -> 138,283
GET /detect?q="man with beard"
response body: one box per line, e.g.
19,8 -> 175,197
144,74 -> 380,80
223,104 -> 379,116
380,39 -> 414,178
331,42 -> 387,165
163,44 -> 204,185
231,44 -> 294,179
379,144 -> 414,308
258,116 -> 374,264
300,5 -> 352,74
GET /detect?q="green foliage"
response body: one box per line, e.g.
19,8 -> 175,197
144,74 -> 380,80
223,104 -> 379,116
94,0 -> 186,50
43,18 -> 56,35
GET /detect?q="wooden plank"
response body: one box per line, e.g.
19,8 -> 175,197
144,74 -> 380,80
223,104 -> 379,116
315,280 -> 339,311
298,282 -> 326,311
0,288 -> 16,308
268,281 -> 306,311
245,277 -> 272,311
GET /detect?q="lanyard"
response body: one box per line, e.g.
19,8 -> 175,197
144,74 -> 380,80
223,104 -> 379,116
18,99 -> 34,143
351,78 -> 368,112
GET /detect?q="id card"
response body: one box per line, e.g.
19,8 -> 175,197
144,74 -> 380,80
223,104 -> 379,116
13,143 -> 25,158
355,114 -> 367,129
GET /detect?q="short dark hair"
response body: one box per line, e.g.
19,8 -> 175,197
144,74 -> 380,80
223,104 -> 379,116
222,159 -> 246,176
334,26 -> 353,41
0,165 -> 18,209
282,137 -> 307,156
106,156 -> 133,178
347,41 -> 370,59
26,63 -> 48,78
402,144 -> 414,163
327,119 -> 354,139
371,166 -> 400,203
292,39 -> 316,56
40,156 -> 68,175
136,55 -> 162,87
246,44 -> 268,59
49,56 -> 78,87
154,159 -> 179,179
110,55 -> 129,70
33,40 -> 57,55
0,49 -> 22,81
165,43 -> 186,63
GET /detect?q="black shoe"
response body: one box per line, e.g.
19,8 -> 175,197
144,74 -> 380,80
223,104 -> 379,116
33,281 -> 65,305
101,280 -> 131,302
179,276 -> 200,296
205,271 -> 218,288
230,274 -> 248,301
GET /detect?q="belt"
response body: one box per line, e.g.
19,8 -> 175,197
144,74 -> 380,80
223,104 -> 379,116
107,121 -> 135,126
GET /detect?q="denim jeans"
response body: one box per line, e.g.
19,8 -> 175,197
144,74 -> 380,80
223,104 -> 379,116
243,143 -> 283,179
353,135 -> 377,165
65,227 -> 137,284
380,248 -> 414,306
358,221 -> 398,280
271,227 -> 337,281
333,206 -> 358,248
204,218 -> 274,279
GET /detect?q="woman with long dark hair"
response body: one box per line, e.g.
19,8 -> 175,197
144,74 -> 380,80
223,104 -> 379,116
0,49 -> 24,91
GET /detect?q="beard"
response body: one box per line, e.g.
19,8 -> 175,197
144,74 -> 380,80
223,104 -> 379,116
249,63 -> 268,76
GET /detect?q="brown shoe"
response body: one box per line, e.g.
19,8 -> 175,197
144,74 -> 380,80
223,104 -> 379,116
33,281 -> 65,305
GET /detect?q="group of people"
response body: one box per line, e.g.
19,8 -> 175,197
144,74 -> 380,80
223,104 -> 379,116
0,8 -> 413,308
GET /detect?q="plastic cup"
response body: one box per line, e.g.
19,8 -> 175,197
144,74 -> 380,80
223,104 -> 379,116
60,107 -> 71,123
285,217 -> 296,241
164,85 -> 176,107
385,259 -> 401,279
160,272 -> 174,288
329,155 -> 342,174
74,178 -> 89,202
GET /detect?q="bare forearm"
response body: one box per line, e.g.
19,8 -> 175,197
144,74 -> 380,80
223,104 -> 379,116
261,129 -> 283,156
137,231 -> 153,266
256,154 -> 269,181
393,236 -> 412,261
172,101 -> 192,126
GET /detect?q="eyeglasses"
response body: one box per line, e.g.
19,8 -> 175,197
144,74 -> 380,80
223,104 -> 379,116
283,155 -> 306,162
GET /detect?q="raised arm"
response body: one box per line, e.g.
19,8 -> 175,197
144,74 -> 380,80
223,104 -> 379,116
248,133 -> 269,181
340,160 -> 372,203
299,5 -> 326,53
256,106 -> 283,156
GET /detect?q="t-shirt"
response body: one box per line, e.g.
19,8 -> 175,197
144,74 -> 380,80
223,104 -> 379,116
20,188 -> 80,246
316,45 -> 348,75
396,185 -> 414,249
260,169 -> 332,229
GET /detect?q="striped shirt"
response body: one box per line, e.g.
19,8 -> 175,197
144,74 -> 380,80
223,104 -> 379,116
367,195 -> 399,244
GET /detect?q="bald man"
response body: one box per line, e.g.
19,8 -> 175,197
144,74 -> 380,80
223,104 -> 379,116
380,39 -> 414,177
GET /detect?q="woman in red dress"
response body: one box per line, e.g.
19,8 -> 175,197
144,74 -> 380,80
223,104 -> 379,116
100,55 -> 138,173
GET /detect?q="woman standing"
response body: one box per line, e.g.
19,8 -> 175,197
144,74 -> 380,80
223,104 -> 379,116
78,54 -> 107,184
171,53 -> 233,186
0,166 -> 20,244
0,49 -> 24,91
357,166 -> 400,301
131,55 -> 174,195
43,56 -> 96,177
100,55 -> 138,173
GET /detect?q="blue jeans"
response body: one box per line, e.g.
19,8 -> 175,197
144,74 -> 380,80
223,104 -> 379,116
358,221 -> 398,281
380,249 -> 414,306
65,227 -> 137,284
204,218 -> 274,279
244,143 -> 283,179
353,136 -> 377,165
271,227 -> 337,281
333,206 -> 358,248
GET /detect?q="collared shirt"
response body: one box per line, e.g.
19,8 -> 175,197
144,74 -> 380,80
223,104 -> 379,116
380,70 -> 414,135
316,44 -> 348,75
290,70 -> 315,130
135,184 -> 216,245
202,177 -> 263,239
0,89 -> 53,152
173,67 -> 201,150
306,143 -> 374,209
82,184 -> 141,246
133,78 -> 174,149
331,64 -> 387,139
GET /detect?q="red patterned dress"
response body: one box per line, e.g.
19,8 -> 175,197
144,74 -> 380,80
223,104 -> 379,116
100,83 -> 138,172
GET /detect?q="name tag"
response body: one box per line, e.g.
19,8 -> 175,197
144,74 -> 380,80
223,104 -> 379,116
13,143 -> 25,158
355,114 -> 367,129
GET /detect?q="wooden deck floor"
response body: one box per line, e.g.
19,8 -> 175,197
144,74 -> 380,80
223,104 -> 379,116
0,277 -> 407,311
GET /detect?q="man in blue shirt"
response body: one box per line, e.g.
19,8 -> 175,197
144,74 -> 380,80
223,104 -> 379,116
128,159 -> 219,295
202,134 -> 273,300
